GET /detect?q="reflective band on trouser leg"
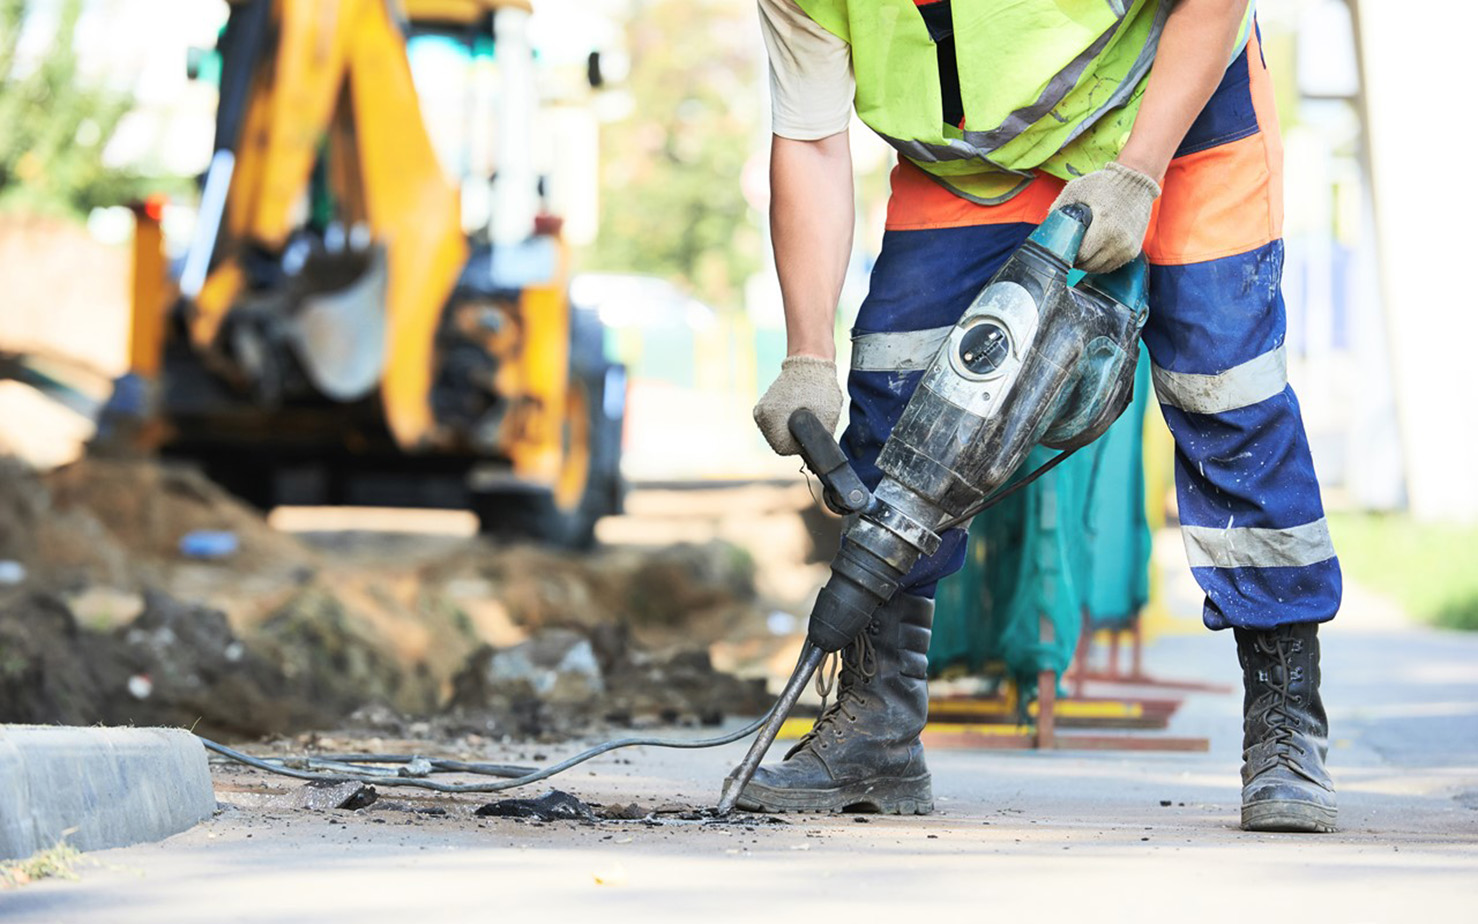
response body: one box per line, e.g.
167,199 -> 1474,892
1181,519 -> 1335,570
851,326 -> 953,373
841,220 -> 1037,598
1151,344 -> 1287,415
1143,241 -> 1342,631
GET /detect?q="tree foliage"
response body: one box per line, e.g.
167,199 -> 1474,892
0,0 -> 144,217
587,0 -> 764,309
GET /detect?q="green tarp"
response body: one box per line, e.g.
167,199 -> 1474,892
930,351 -> 1153,693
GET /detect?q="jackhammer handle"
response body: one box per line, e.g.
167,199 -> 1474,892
789,409 -> 872,515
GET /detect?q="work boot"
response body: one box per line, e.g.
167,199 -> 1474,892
1235,622 -> 1337,833
734,593 -> 933,814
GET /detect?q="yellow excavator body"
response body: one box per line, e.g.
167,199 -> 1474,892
117,0 -> 623,546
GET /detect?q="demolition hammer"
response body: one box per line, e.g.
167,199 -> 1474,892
717,204 -> 1149,814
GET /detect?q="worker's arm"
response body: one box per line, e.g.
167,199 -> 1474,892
751,0 -> 854,454
1054,0 -> 1250,272
771,131 -> 854,360
1116,0 -> 1251,186
751,131 -> 852,455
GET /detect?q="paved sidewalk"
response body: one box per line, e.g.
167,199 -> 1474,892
4,591 -> 1474,921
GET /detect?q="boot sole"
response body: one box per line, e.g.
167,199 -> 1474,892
1241,800 -> 1338,833
735,774 -> 933,815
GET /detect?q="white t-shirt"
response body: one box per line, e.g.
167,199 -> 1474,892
757,0 -> 854,140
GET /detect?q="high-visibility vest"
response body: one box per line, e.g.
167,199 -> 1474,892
793,0 -> 1252,204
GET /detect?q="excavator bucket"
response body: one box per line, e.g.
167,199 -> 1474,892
286,247 -> 389,403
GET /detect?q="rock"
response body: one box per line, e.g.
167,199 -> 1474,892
598,802 -> 650,821
501,630 -> 605,702
453,629 -> 605,709
62,586 -> 144,630
474,790 -> 595,822
270,781 -> 378,811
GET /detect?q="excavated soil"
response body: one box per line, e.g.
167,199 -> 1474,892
0,457 -> 786,741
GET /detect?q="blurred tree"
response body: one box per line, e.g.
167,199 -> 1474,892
587,0 -> 764,309
0,0 -> 145,217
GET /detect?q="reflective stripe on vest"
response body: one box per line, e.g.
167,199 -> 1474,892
793,0 -> 1253,204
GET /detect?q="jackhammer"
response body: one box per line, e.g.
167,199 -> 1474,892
201,205 -> 1150,812
716,203 -> 1149,813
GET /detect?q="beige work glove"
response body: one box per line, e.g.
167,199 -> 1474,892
752,356 -> 844,456
1050,161 -> 1161,274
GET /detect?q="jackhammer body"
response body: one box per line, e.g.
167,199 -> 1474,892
718,205 -> 1149,813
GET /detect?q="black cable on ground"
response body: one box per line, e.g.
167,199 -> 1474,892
199,707 -> 777,794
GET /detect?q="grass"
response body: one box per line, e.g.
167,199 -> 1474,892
1327,512 -> 1478,631
1,840 -> 82,889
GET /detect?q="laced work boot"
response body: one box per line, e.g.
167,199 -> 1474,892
1236,622 -> 1337,832
734,593 -> 933,814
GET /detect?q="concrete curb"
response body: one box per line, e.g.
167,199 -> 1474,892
0,725 -> 215,861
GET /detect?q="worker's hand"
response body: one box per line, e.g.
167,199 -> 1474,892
1050,161 -> 1160,274
753,356 -> 844,456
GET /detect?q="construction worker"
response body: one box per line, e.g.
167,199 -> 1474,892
746,0 -> 1340,833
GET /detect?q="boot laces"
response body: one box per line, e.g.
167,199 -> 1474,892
1254,632 -> 1305,759
787,629 -> 877,756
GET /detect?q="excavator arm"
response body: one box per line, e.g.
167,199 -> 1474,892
184,0 -> 467,448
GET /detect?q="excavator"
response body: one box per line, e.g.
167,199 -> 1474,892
102,0 -> 624,546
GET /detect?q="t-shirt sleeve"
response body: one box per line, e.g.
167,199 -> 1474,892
757,0 -> 855,140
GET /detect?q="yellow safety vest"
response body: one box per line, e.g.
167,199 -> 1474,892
794,0 -> 1250,204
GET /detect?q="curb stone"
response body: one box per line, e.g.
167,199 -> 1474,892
0,725 -> 215,861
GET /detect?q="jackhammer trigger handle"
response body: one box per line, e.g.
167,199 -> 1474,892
788,409 -> 872,516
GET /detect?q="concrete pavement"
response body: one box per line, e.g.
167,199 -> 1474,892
3,590 -> 1474,921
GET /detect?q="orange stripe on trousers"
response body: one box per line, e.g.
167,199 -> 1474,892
884,162 -> 1062,230
1145,26 -> 1283,265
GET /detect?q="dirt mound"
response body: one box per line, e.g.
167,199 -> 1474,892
457,540 -> 761,655
44,457 -> 312,581
0,457 -> 129,585
0,456 -> 314,591
253,586 -> 434,717
1,455 -> 783,741
0,589 -> 341,736
0,592 -> 114,723
0,581 -> 771,741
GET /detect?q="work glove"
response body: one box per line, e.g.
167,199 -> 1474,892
1049,161 -> 1160,274
752,355 -> 844,456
